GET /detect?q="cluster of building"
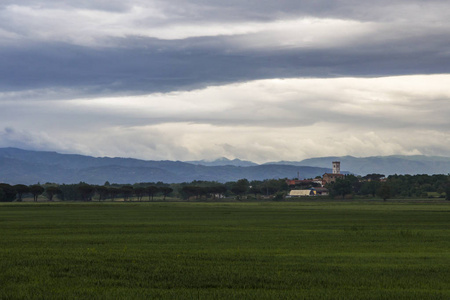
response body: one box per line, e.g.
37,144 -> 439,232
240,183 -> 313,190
286,161 -> 345,197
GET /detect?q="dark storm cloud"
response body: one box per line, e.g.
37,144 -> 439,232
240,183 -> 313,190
1,0 -> 449,96
1,31 -> 449,96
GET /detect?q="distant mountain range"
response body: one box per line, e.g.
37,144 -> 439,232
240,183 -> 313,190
190,155 -> 450,176
186,157 -> 258,167
0,148 -> 328,185
1,148 -> 449,185
268,156 -> 450,177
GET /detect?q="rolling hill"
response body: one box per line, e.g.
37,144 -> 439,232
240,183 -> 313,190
267,155 -> 450,176
0,148 -> 329,185
2,148 -> 449,185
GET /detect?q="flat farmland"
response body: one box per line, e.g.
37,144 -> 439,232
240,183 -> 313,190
0,201 -> 449,299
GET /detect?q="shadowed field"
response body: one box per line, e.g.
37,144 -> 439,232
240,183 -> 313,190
1,201 -> 449,299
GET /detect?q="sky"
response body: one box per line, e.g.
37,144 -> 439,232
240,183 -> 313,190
1,0 -> 450,163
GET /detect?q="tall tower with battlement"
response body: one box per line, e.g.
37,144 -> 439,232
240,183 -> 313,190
332,161 -> 340,174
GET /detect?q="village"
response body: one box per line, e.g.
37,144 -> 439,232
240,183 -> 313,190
286,161 -> 382,197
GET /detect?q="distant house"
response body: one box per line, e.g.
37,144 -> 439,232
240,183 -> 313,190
288,187 -> 329,197
313,187 -> 329,196
322,161 -> 345,185
288,189 -> 316,197
322,173 -> 345,185
286,179 -> 312,186
286,179 -> 323,187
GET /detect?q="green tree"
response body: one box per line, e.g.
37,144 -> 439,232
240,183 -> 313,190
147,186 -> 159,201
328,178 -> 353,198
0,184 -> 16,202
120,185 -> 134,201
96,186 -> 109,201
231,179 -> 249,199
180,186 -> 203,200
77,183 -> 95,201
360,181 -> 381,197
160,187 -> 173,201
108,187 -> 120,201
363,174 -> 385,181
273,191 -> 286,201
14,184 -> 29,202
249,185 -> 262,198
377,183 -> 391,201
57,184 -> 83,201
45,186 -> 61,201
263,179 -> 289,195
209,184 -> 227,199
346,175 -> 362,194
29,185 -> 44,202
445,184 -> 450,201
134,187 -> 146,201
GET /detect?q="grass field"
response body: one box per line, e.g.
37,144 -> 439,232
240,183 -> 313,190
1,201 -> 449,299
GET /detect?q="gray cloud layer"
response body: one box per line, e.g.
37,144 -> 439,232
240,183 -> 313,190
1,0 -> 449,94
1,1 -> 450,161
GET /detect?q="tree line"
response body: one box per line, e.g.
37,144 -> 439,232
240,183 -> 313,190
1,174 -> 450,202
326,174 -> 450,201
0,178 -> 289,202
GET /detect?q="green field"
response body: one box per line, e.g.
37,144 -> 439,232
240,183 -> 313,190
1,201 -> 449,299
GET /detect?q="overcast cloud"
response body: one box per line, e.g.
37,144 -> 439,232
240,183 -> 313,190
1,1 -> 450,162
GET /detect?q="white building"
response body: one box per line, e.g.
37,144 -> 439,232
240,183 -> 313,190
288,189 -> 316,197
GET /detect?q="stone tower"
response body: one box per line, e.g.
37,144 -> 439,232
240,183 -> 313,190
332,161 -> 340,174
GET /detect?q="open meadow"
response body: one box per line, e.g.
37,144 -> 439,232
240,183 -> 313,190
1,201 -> 449,299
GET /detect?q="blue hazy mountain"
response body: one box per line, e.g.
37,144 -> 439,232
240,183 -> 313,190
186,157 -> 258,167
2,148 -> 449,185
0,148 -> 327,185
267,155 -> 450,176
